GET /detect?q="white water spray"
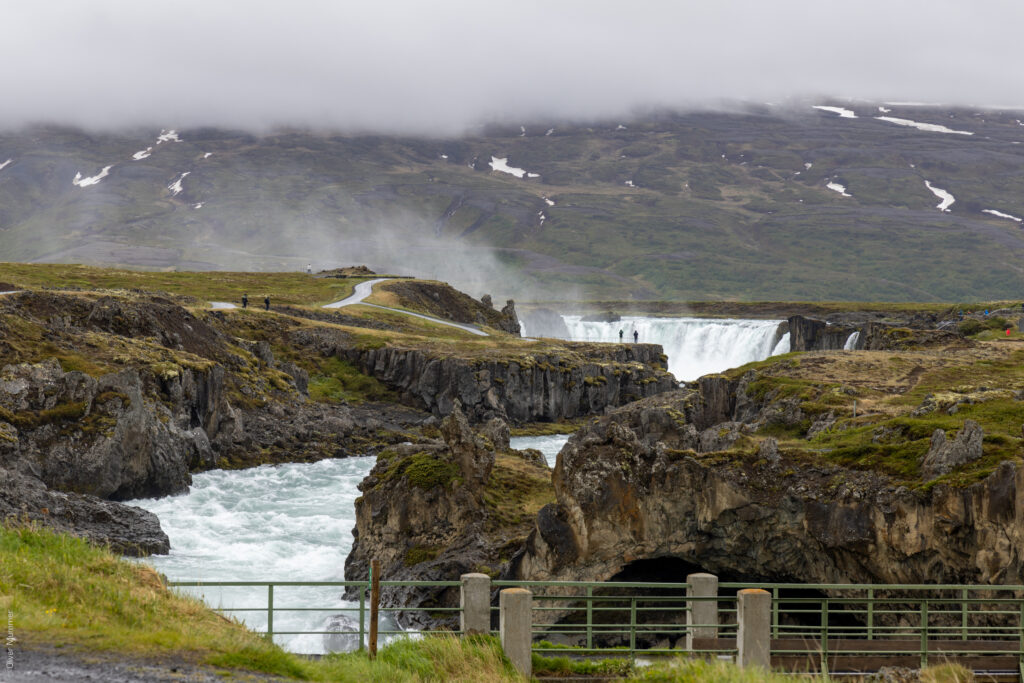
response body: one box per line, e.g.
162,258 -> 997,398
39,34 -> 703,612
562,316 -> 788,381
843,331 -> 860,350
130,435 -> 570,654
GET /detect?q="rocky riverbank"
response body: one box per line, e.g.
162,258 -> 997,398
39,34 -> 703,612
362,334 -> 1024,632
345,401 -> 552,628
0,278 -> 675,552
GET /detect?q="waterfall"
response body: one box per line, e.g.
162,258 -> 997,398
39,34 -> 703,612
562,316 -> 788,381
843,331 -> 860,350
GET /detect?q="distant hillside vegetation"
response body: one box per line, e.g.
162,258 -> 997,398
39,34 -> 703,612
2,102 -> 1024,301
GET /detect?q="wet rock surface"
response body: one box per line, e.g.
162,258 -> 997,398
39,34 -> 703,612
0,466 -> 169,555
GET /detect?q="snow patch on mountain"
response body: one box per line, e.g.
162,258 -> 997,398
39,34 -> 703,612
924,181 -> 955,212
982,209 -> 1022,223
168,171 -> 190,196
813,105 -> 857,118
132,147 -> 153,160
72,166 -> 113,187
157,129 -> 181,144
826,181 -> 851,197
876,116 -> 973,136
489,156 -> 539,179
0,159 -> 11,172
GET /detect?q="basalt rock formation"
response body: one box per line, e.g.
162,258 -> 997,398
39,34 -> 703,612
787,315 -> 964,352
345,401 -> 552,629
512,380 -> 1024,630
0,466 -> 169,556
341,343 -> 676,423
0,358 -> 217,500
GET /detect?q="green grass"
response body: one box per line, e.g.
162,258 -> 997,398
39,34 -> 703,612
0,524 -> 521,681
0,263 -> 363,306
630,659 -> 973,682
509,419 -> 584,436
306,356 -> 396,404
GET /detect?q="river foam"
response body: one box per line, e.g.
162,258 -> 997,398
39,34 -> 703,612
132,435 -> 570,654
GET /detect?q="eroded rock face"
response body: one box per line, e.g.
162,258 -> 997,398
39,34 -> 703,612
343,344 -> 677,423
514,394 -> 1024,600
920,419 -> 984,481
787,314 -> 964,352
0,466 -> 169,555
0,359 -> 220,499
345,402 -> 550,629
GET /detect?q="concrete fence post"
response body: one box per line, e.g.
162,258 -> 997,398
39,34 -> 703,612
686,572 -> 719,650
460,573 -> 491,635
499,588 -> 532,678
737,588 -> 771,669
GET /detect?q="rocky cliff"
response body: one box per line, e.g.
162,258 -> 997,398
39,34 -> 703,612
341,343 -> 676,423
345,402 -> 552,628
511,341 -> 1024,634
787,315 -> 964,352
515,392 -> 1024,591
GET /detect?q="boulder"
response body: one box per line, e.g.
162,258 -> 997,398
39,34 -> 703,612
920,419 -> 984,480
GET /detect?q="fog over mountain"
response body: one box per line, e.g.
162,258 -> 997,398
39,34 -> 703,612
3,0 -> 1022,133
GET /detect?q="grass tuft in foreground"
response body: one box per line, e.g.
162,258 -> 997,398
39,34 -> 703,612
0,523 -> 520,681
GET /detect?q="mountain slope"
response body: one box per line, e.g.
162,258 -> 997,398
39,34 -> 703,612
2,102 -> 1024,301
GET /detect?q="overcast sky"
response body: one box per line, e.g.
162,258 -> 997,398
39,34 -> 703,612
3,0 -> 1021,134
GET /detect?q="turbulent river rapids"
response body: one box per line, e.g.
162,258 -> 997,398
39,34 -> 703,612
131,316 -> 788,653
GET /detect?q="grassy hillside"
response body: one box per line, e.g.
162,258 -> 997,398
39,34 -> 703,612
3,104 -> 1024,301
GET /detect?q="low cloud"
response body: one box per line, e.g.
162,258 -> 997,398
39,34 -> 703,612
3,0 -> 1023,134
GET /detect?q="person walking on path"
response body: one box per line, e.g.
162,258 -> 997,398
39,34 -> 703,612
241,293 -> 248,309
633,330 -> 638,343
306,263 -> 312,274
264,295 -> 270,311
619,329 -> 624,342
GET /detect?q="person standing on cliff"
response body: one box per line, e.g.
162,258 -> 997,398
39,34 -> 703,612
619,329 -> 624,342
264,295 -> 270,311
633,330 -> 638,343
242,293 -> 248,309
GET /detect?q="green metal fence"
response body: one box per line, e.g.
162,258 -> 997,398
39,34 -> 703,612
168,578 -> 1024,672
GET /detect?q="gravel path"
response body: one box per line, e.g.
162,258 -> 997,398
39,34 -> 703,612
323,278 -> 488,336
2,645 -> 291,682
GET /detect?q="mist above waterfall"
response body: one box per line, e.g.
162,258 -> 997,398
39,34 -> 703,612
562,316 -> 789,381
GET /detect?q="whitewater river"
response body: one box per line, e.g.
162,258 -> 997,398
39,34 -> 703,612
132,435 -> 568,654
132,315 -> 790,653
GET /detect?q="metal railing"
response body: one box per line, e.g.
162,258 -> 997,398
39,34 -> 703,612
168,577 -> 1024,672
168,579 -> 460,647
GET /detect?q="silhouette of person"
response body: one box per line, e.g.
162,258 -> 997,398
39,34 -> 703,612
241,293 -> 248,309
264,295 -> 270,311
633,330 -> 638,343
619,329 -> 624,342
